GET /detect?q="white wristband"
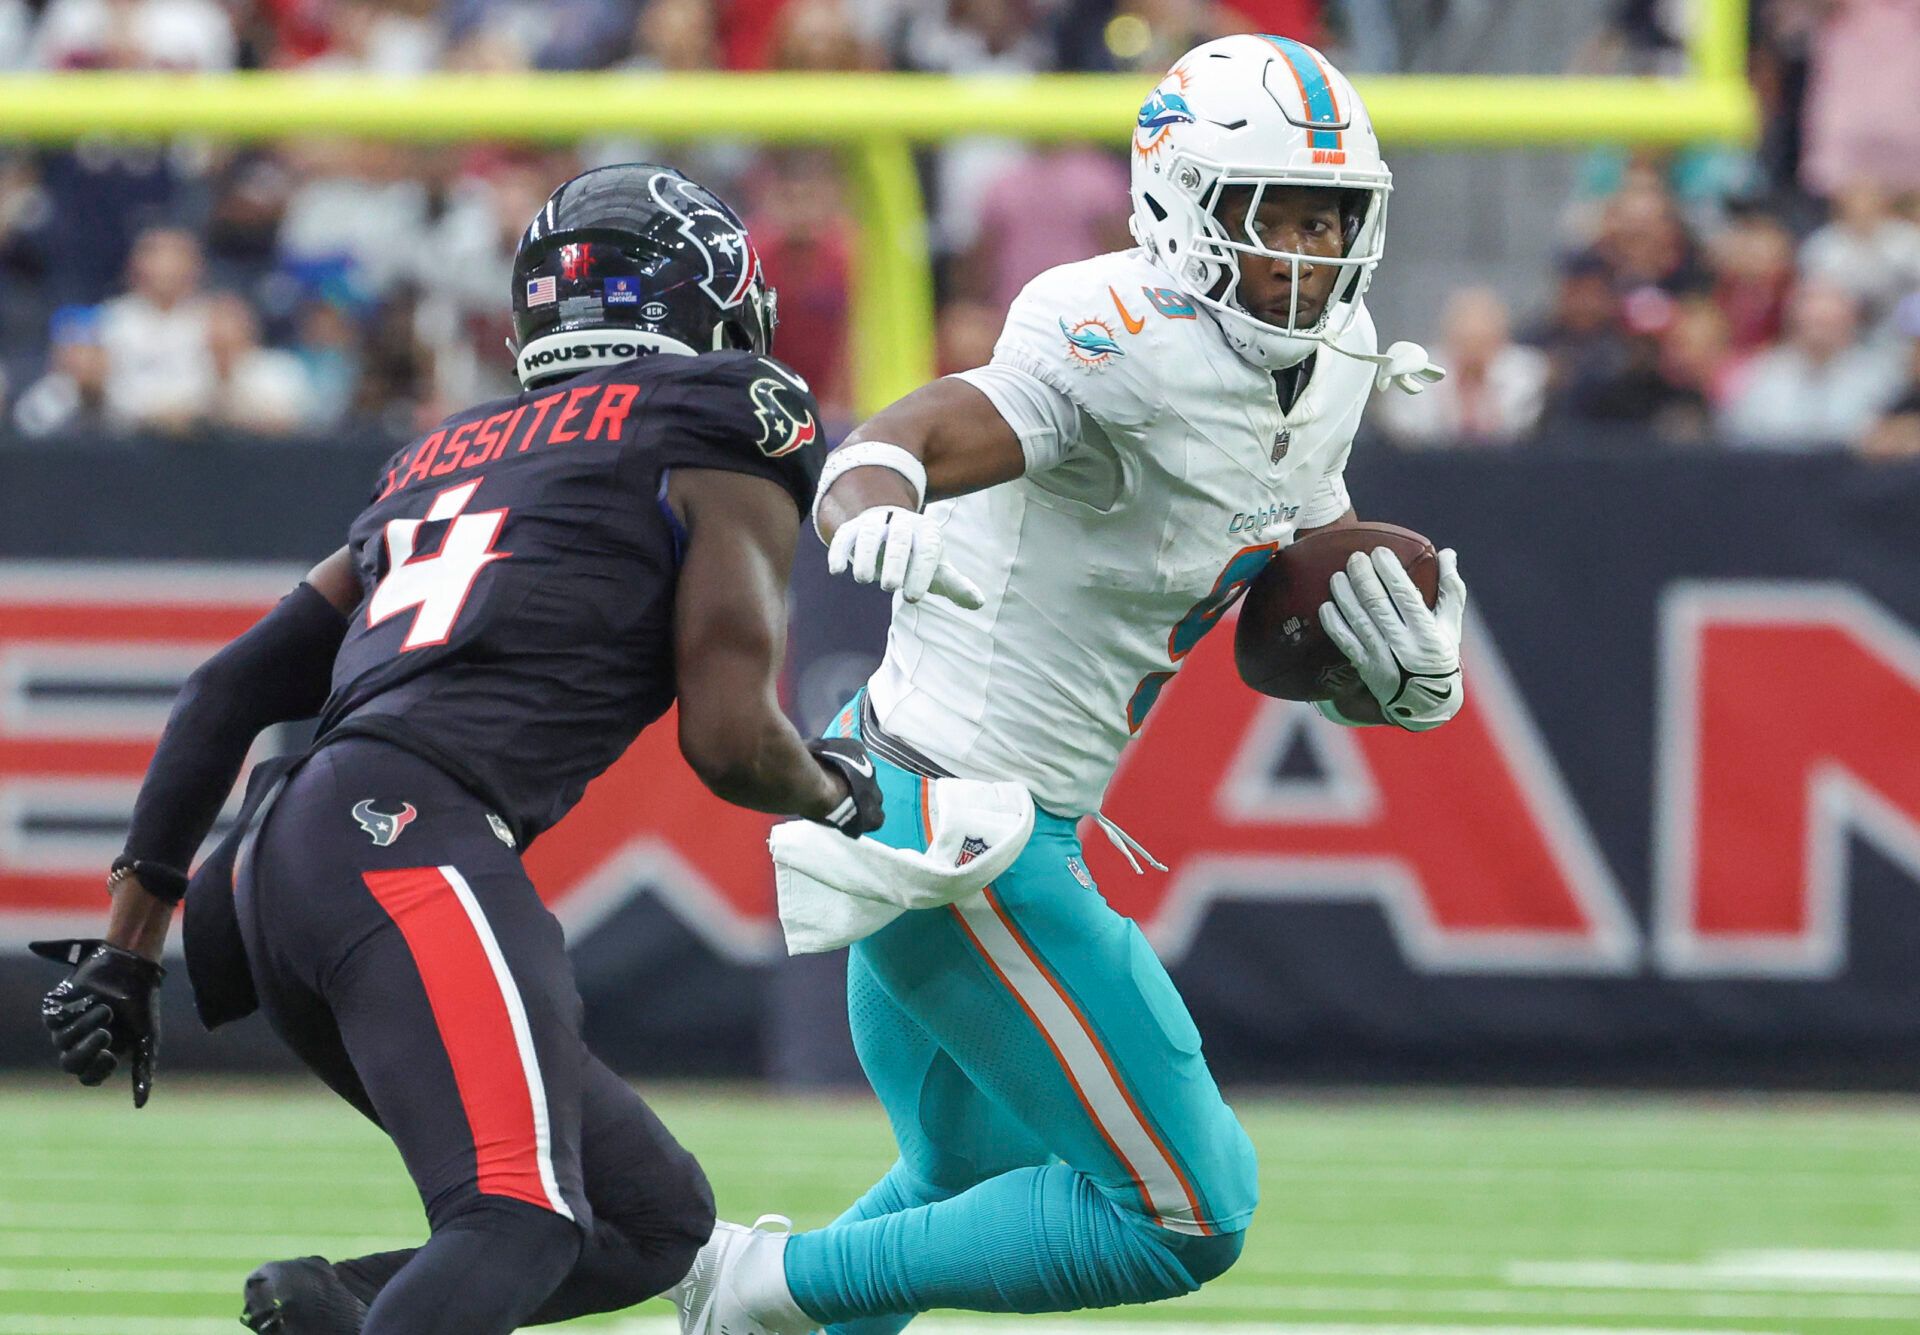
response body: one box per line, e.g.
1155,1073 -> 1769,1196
812,441 -> 928,542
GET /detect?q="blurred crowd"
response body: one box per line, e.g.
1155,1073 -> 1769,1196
1378,0 -> 1920,457
0,0 -> 1334,443
0,0 -> 1915,458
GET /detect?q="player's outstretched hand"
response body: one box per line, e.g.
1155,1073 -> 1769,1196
828,506 -> 986,609
1318,547 -> 1467,731
29,939 -> 163,1108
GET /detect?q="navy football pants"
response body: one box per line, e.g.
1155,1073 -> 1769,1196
236,736 -> 712,1333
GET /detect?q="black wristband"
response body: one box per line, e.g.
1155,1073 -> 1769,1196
108,857 -> 190,906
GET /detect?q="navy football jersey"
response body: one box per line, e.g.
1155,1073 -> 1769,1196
313,350 -> 823,844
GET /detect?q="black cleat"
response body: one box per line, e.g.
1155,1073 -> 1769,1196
241,1256 -> 369,1334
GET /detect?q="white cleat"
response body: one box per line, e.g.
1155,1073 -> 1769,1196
670,1219 -> 751,1335
674,1214 -> 817,1335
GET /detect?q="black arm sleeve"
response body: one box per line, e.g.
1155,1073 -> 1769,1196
120,582 -> 348,893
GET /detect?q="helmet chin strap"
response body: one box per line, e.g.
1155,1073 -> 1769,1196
1224,326 -> 1318,370
1211,283 -> 1445,393
1218,314 -> 1320,370
1209,287 -> 1330,371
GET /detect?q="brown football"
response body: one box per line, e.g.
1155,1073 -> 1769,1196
1234,522 -> 1440,701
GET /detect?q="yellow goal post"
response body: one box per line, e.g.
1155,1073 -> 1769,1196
0,1 -> 1753,415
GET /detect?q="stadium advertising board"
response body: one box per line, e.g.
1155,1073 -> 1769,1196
2,444 -> 1917,1083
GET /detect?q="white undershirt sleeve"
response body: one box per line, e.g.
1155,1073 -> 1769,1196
948,363 -> 1085,476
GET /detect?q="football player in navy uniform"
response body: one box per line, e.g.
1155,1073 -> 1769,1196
30,164 -> 881,1335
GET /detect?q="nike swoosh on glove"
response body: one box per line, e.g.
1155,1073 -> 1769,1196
827,506 -> 985,608
1318,546 -> 1467,731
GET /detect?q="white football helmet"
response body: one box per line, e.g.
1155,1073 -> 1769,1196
1129,34 -> 1391,370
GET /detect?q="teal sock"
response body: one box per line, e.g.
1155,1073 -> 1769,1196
823,1163 -> 950,1335
786,1165 -> 1235,1324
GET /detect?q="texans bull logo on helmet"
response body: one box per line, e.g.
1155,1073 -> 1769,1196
649,170 -> 765,312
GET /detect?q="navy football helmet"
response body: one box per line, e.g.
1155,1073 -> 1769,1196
509,164 -> 777,388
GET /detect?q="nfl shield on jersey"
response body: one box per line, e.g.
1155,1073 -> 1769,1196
866,248 -> 1376,818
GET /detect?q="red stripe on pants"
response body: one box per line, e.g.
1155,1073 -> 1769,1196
362,866 -> 551,1213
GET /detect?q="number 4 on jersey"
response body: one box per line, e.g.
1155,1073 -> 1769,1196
368,478 -> 511,651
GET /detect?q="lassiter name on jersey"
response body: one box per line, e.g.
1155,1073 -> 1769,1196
315,350 -> 822,845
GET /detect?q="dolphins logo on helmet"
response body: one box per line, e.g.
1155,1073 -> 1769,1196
1133,66 -> 1193,160
1137,89 -> 1195,133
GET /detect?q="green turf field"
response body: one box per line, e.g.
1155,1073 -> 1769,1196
5,1078 -> 1920,1334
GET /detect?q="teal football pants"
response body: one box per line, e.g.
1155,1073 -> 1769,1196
781,697 -> 1257,1330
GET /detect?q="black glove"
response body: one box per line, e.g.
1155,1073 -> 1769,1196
808,737 -> 885,838
29,939 -> 164,1108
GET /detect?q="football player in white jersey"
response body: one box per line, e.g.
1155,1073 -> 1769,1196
677,34 -> 1468,1335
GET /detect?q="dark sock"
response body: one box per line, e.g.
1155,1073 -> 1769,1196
361,1198 -> 581,1335
334,1216 -> 701,1326
521,1218 -> 695,1325
333,1249 -> 412,1306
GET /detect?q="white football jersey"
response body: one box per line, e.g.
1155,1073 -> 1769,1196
866,249 -> 1377,818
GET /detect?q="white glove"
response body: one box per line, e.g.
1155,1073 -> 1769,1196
827,506 -> 985,609
1318,546 -> 1466,730
1373,340 -> 1447,396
